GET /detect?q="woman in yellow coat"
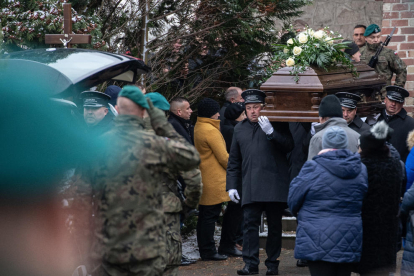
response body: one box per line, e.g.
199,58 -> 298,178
194,98 -> 231,261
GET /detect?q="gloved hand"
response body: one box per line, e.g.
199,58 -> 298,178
146,98 -> 168,132
258,116 -> 274,135
181,202 -> 199,220
228,189 -> 240,204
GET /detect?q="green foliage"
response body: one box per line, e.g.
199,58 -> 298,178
270,27 -> 356,82
145,0 -> 312,102
0,0 -> 105,52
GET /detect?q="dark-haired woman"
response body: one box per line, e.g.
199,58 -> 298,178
358,121 -> 403,276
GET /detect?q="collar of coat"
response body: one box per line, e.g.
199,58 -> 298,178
314,117 -> 348,134
382,107 -> 408,120
196,117 -> 220,130
169,112 -> 193,128
350,116 -> 363,128
114,114 -> 145,129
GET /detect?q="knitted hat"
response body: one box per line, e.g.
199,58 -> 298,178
343,40 -> 360,56
145,92 -> 170,111
118,86 -> 149,109
319,95 -> 343,118
198,98 -> 220,118
360,121 -> 393,151
104,85 -> 122,106
322,126 -> 348,150
224,102 -> 245,121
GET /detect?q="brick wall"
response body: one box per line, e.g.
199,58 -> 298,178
382,0 -> 414,116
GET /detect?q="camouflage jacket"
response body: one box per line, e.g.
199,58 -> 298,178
88,113 -> 200,265
360,43 -> 407,89
143,117 -> 202,214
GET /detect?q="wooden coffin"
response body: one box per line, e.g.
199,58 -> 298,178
260,64 -> 386,122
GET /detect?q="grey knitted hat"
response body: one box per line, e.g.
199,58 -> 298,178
322,126 -> 348,150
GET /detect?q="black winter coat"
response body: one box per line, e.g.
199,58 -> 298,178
226,119 -> 294,206
287,122 -> 311,181
371,108 -> 414,162
221,118 -> 238,153
219,101 -> 231,122
348,115 -> 370,135
358,151 -> 402,274
168,112 -> 194,145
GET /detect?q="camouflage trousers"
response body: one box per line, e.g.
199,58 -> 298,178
163,212 -> 182,276
92,256 -> 165,276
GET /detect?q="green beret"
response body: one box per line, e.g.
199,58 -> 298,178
118,85 -> 149,109
145,92 -> 170,111
364,24 -> 381,37
1,74 -> 106,201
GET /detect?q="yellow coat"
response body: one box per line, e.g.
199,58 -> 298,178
194,117 -> 230,205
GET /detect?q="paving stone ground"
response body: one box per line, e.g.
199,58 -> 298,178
179,249 -> 404,276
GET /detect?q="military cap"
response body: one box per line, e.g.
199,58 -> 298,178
335,92 -> 361,109
80,91 -> 111,108
118,85 -> 149,109
364,24 -> 381,37
145,92 -> 170,111
241,89 -> 266,104
386,85 -> 409,103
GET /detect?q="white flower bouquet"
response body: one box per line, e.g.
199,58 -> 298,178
272,27 -> 356,82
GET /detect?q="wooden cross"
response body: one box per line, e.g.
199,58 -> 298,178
45,3 -> 91,48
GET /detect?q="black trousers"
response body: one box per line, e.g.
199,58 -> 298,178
308,261 -> 354,276
219,201 -> 243,250
197,204 -> 222,257
242,202 -> 285,269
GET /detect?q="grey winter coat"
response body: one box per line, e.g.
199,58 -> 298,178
308,117 -> 360,160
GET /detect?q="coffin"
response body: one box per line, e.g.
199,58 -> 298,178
260,64 -> 386,122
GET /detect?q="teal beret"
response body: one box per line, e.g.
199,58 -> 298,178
118,85 -> 149,109
145,92 -> 170,111
1,73 -> 107,201
364,24 -> 381,37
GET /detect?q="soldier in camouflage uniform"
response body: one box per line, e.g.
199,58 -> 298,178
84,86 -> 200,276
144,92 -> 203,276
359,24 -> 407,99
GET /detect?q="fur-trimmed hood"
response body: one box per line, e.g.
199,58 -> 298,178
408,130 -> 414,151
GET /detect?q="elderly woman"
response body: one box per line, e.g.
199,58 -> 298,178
358,121 -> 403,276
194,98 -> 231,261
288,126 -> 368,276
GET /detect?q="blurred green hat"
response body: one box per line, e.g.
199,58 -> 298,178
118,85 -> 149,109
145,92 -> 170,111
0,63 -> 107,201
364,24 -> 381,37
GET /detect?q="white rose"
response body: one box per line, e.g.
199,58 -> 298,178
314,30 -> 324,39
293,46 -> 302,56
325,36 -> 333,44
298,33 -> 308,44
307,29 -> 315,37
286,57 -> 295,67
287,38 -> 293,45
283,48 -> 289,54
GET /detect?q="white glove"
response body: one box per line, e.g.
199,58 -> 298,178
258,116 -> 274,135
228,189 -> 240,203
